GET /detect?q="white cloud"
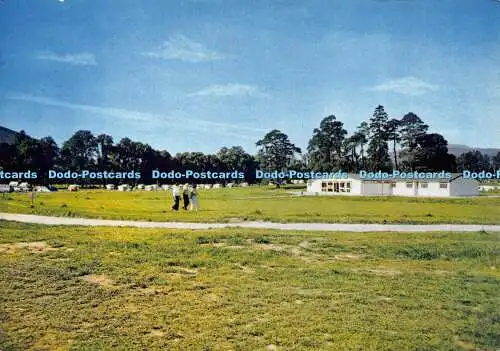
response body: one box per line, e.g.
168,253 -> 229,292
142,35 -> 224,62
8,93 -> 267,137
370,76 -> 439,96
36,51 -> 97,66
188,84 -> 270,98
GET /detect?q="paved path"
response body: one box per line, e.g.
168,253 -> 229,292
1,213 -> 499,232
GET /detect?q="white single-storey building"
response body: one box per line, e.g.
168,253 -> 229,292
306,174 -> 479,197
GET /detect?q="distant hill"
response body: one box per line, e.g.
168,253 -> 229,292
447,144 -> 500,158
0,126 -> 19,145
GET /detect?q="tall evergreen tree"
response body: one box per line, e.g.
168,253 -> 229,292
306,115 -> 348,171
399,112 -> 428,169
366,105 -> 391,171
356,121 -> 369,169
386,118 -> 401,169
256,129 -> 301,171
344,132 -> 366,171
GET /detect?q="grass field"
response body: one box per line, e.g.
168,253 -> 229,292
1,186 -> 499,224
0,221 -> 498,350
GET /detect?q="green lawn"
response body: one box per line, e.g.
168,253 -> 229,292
1,186 -> 499,224
0,221 -> 498,350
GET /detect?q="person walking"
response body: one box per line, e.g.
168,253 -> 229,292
171,183 -> 180,211
189,184 -> 200,211
182,183 -> 190,210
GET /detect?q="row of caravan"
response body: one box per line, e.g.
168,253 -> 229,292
68,182 -> 251,192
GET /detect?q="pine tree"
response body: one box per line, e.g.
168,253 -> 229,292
356,121 -> 369,169
256,130 -> 301,171
306,115 -> 348,171
386,119 -> 401,169
399,112 -> 429,170
366,105 -> 391,171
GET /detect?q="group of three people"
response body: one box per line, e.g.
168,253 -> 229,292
171,183 -> 200,211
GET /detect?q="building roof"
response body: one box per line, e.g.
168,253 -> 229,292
309,173 -> 474,183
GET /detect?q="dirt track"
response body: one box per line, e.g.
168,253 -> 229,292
1,213 -> 499,232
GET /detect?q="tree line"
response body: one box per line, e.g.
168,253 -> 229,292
260,106 -> 500,175
1,105 -> 499,185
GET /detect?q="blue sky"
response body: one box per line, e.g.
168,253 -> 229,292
0,0 -> 499,154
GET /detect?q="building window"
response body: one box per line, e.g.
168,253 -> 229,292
391,183 -> 396,188
339,181 -> 351,193
322,181 -> 335,192
406,182 -> 413,188
322,181 -> 352,193
420,183 -> 428,188
439,182 -> 448,189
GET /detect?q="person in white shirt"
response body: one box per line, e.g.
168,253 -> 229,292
189,184 -> 200,211
171,184 -> 180,211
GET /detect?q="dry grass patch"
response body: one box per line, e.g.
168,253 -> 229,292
203,293 -> 221,303
292,288 -> 327,297
254,243 -> 288,252
349,267 -> 402,276
333,253 -> 364,260
178,267 -> 198,275
234,263 -> 254,273
149,330 -> 165,338
79,274 -> 114,288
0,241 -> 59,253
365,268 -> 402,276
375,296 -> 394,302
298,240 -> 310,248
